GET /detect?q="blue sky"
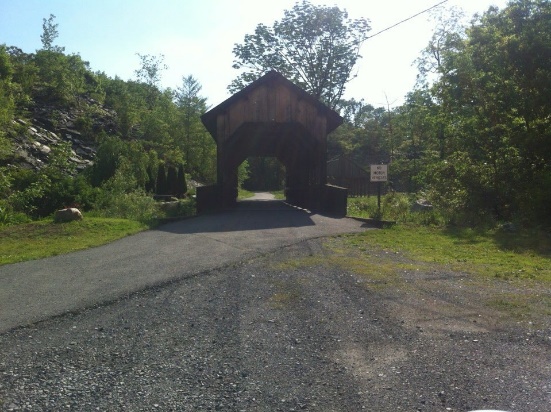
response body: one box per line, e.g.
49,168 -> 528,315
0,0 -> 508,107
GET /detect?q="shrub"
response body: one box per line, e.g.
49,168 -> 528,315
94,189 -> 157,224
347,192 -> 447,226
0,202 -> 31,226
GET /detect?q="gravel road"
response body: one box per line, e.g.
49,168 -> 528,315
1,232 -> 550,411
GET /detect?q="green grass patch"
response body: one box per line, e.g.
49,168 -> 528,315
270,190 -> 285,200
486,296 -> 532,319
486,293 -> 551,320
272,251 -> 399,289
0,217 -> 148,265
237,188 -> 255,199
341,224 -> 551,281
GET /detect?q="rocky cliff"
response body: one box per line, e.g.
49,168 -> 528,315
6,98 -> 118,174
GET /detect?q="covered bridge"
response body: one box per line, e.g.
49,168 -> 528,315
199,71 -> 347,215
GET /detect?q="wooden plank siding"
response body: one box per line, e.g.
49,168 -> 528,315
217,82 -> 328,147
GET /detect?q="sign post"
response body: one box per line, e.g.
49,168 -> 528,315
370,164 -> 388,218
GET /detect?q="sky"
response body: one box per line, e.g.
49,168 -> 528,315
0,0 -> 509,109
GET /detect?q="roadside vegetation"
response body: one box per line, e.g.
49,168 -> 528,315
237,188 -> 255,199
0,218 -> 147,265
345,192 -> 551,283
347,193 -> 444,225
340,224 -> 551,282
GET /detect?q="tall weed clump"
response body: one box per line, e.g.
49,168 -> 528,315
347,192 -> 446,226
92,158 -> 157,224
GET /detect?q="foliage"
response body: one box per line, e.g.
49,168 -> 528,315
0,45 -> 15,146
243,157 -> 285,191
347,193 -> 445,226
91,159 -> 157,223
135,53 -> 167,109
330,101 -> 390,165
424,0 -> 551,225
237,160 -> 250,188
339,0 -> 551,228
0,202 -> 31,226
40,14 -> 64,52
174,75 -> 216,183
156,197 -> 196,219
230,0 -> 370,108
94,189 -> 158,223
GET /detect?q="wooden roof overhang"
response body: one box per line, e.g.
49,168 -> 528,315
200,70 -> 343,144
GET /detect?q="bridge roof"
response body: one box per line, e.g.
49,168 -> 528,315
201,71 -> 343,139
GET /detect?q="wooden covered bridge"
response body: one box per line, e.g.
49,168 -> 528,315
198,71 -> 347,215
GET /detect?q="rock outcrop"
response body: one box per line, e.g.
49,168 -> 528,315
6,98 -> 118,174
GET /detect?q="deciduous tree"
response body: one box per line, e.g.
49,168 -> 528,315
230,0 -> 370,108
40,14 -> 64,53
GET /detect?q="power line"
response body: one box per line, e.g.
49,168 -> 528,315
367,0 -> 449,39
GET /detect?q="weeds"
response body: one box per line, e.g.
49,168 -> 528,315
347,193 -> 446,226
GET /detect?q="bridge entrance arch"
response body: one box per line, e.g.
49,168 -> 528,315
199,71 -> 347,215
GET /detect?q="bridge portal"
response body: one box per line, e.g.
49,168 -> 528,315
199,71 -> 347,215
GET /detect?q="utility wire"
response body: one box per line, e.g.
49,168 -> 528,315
367,0 -> 449,39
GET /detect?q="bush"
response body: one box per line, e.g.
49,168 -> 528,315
347,192 -> 446,226
94,189 -> 157,224
156,198 -> 196,218
0,202 -> 31,226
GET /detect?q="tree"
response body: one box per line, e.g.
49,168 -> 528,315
0,45 -> 15,145
40,14 -> 64,53
175,75 -> 216,182
103,76 -> 144,137
156,164 -> 168,195
6,46 -> 37,111
419,0 -> 551,223
415,5 -> 467,87
230,0 -> 370,108
135,53 -> 167,108
329,99 -> 390,167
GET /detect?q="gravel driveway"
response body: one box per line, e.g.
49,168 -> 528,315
0,199 -> 549,411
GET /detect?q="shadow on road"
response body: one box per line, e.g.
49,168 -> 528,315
158,199 -> 316,234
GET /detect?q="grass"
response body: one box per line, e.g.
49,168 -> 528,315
271,190 -> 285,200
275,224 -> 550,323
0,217 -> 148,266
273,253 -> 399,287
339,224 -> 551,282
237,188 -> 255,199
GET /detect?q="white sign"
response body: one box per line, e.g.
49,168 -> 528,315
370,164 -> 388,182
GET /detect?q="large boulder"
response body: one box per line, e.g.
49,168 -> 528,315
54,208 -> 83,223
